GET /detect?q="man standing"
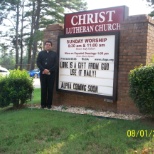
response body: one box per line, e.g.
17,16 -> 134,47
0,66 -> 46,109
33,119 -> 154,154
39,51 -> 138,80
37,40 -> 57,109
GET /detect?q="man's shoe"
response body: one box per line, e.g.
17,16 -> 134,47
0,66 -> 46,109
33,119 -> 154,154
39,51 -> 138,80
47,106 -> 51,109
41,105 -> 46,109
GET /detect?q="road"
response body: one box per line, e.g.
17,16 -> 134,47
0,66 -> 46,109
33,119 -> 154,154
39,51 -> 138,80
33,78 -> 40,88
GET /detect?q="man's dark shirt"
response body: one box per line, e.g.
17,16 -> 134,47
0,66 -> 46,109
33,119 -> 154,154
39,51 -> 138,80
36,50 -> 57,74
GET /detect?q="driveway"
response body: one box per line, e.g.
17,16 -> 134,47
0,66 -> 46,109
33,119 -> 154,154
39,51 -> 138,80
33,78 -> 40,88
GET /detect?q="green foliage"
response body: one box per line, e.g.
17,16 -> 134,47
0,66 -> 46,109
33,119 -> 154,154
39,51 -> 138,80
0,43 -> 15,69
146,0 -> 154,5
151,54 -> 154,63
148,10 -> 154,17
1,0 -> 88,70
129,65 -> 154,115
0,69 -> 34,108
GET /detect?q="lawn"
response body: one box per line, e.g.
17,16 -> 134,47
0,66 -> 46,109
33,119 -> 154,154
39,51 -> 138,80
30,88 -> 41,105
0,89 -> 154,154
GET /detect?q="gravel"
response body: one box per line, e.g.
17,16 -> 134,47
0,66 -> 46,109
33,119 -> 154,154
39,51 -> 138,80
29,105 -> 143,120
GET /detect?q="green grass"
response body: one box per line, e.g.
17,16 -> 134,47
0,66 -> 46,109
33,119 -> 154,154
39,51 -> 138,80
0,89 -> 154,154
30,88 -> 41,105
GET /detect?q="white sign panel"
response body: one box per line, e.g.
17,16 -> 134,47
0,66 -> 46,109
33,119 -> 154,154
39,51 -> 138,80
57,33 -> 118,99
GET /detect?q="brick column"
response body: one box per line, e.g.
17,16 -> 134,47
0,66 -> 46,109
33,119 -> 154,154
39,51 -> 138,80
117,15 -> 154,114
43,24 -> 64,51
43,24 -> 64,105
146,17 -> 154,63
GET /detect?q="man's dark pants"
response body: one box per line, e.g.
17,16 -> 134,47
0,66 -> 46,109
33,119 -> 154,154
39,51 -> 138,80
40,73 -> 55,108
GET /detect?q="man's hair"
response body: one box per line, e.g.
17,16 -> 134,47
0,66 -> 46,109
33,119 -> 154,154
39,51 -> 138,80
44,40 -> 52,46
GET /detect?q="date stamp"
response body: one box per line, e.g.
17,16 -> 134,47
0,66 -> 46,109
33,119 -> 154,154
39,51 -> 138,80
127,130 -> 154,138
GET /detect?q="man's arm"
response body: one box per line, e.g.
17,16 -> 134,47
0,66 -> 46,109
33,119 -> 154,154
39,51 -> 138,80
36,52 -> 44,71
49,52 -> 57,73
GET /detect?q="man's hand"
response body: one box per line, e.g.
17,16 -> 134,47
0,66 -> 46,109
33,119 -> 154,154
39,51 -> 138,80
42,69 -> 50,74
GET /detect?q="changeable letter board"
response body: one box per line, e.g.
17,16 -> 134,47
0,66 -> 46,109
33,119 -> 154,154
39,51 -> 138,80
57,32 -> 119,101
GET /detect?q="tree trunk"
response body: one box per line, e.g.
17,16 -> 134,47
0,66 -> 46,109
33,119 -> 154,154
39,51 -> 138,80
15,1 -> 19,69
30,0 -> 42,70
20,1 -> 24,70
27,1 -> 35,70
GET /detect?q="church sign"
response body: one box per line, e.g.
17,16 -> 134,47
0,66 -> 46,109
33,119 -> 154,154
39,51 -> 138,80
64,6 -> 128,34
57,6 -> 128,101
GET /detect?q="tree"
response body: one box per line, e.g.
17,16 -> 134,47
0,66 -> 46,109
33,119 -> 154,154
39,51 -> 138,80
0,0 -> 9,24
0,43 -> 15,69
146,0 -> 154,4
0,0 -> 26,69
19,0 -> 25,70
25,0 -> 87,70
147,0 -> 154,17
149,10 -> 154,16
0,0 -> 88,70
146,0 -> 154,17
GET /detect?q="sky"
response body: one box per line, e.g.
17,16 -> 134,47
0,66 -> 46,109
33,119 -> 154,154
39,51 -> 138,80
85,0 -> 152,15
0,0 -> 153,45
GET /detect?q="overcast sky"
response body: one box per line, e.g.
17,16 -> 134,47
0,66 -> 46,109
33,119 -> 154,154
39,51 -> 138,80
85,0 -> 152,15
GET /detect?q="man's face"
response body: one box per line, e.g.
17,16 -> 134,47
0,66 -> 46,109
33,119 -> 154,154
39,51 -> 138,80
44,43 -> 52,51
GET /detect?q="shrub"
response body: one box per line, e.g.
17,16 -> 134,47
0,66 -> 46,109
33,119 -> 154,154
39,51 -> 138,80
0,69 -> 34,108
128,65 -> 154,115
0,77 -> 11,107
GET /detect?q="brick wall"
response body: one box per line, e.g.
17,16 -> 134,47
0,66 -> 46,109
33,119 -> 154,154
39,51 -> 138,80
147,17 -> 154,63
117,15 -> 154,114
44,15 -> 154,115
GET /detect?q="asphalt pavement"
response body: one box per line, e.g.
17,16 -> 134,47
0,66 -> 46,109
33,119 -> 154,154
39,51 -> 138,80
33,78 -> 40,88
